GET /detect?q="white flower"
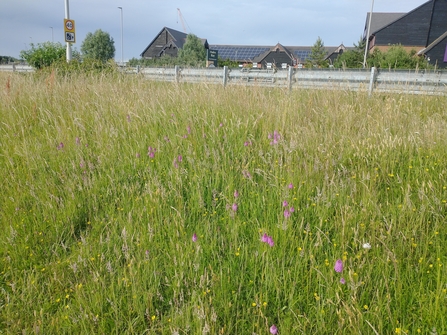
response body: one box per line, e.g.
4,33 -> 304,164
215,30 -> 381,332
362,243 -> 371,250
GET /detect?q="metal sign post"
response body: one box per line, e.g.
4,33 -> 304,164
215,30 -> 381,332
65,0 -> 72,62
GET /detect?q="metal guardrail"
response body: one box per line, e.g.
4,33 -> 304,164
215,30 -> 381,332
137,66 -> 447,95
2,64 -> 446,95
0,64 -> 34,73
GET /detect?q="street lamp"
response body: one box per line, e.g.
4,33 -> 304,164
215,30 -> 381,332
118,6 -> 123,65
50,27 -> 54,42
363,0 -> 375,68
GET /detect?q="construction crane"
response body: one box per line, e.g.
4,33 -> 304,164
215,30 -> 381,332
177,8 -> 190,33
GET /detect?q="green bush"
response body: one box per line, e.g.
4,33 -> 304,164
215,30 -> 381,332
19,42 -> 66,69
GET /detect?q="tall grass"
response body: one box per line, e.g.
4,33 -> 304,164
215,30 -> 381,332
1,71 -> 447,334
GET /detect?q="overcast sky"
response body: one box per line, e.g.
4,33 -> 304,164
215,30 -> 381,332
0,0 -> 426,60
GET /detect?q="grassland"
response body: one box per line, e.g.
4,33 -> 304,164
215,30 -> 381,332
1,71 -> 447,334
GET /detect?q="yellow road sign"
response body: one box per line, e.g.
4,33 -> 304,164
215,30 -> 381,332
64,19 -> 75,33
64,19 -> 76,43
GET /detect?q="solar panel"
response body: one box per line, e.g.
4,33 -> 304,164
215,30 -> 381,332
209,46 -> 269,61
293,50 -> 312,61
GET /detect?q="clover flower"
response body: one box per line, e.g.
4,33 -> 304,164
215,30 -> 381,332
270,324 -> 278,334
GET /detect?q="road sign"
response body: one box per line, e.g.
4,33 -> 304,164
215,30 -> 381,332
65,32 -> 75,43
64,19 -> 76,43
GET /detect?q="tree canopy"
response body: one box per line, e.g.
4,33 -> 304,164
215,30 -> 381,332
81,29 -> 115,63
177,34 -> 206,66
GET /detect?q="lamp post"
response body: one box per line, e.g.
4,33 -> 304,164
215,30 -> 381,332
50,27 -> 54,42
363,0 -> 375,68
65,0 -> 72,62
118,6 -> 123,65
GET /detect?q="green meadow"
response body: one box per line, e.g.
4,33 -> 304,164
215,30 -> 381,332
1,71 -> 447,334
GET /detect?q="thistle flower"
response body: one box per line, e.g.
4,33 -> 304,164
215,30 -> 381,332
192,233 -> 197,242
234,190 -> 239,198
340,277 -> 346,284
232,203 -> 238,212
282,200 -> 288,207
288,183 -> 293,189
334,259 -> 343,273
270,324 -> 278,334
261,233 -> 269,243
284,209 -> 291,219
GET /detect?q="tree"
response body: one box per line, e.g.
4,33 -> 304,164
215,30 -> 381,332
0,55 -> 19,64
334,36 -> 366,69
19,42 -> 65,69
307,37 -> 328,68
177,34 -> 206,66
81,29 -> 115,63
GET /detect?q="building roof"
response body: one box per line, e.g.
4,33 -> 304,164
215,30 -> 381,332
140,27 -> 187,57
364,12 -> 406,38
208,44 -> 348,63
417,30 -> 447,55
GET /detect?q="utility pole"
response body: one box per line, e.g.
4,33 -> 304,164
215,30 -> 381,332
363,0 -> 374,68
118,7 -> 123,65
65,0 -> 72,62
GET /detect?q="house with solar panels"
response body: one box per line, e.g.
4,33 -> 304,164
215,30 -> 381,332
364,0 -> 447,68
141,27 -> 347,68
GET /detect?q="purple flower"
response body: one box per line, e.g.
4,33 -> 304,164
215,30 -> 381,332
148,146 -> 156,158
334,259 -> 343,273
282,200 -> 288,207
340,277 -> 346,284
57,142 -> 64,150
284,209 -> 291,219
178,155 -> 183,162
289,207 -> 295,213
234,190 -> 239,198
126,114 -> 131,122
232,203 -> 238,212
288,183 -> 293,189
261,234 -> 274,247
244,141 -> 252,146
269,130 -> 281,145
192,233 -> 197,242
75,137 -> 80,145
187,125 -> 191,134
270,324 -> 278,334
